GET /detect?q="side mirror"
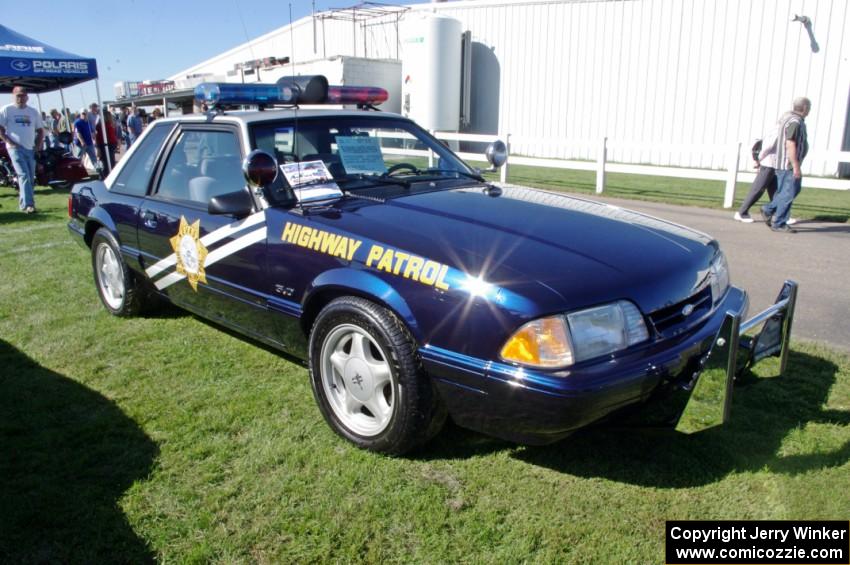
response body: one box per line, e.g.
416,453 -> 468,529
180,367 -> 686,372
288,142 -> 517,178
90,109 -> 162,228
242,149 -> 279,188
209,189 -> 254,217
485,140 -> 507,170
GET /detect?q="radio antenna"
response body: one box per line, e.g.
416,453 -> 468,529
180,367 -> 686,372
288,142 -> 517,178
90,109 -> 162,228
289,2 -> 304,210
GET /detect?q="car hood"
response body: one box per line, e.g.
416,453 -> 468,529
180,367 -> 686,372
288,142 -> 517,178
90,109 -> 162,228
321,185 -> 718,315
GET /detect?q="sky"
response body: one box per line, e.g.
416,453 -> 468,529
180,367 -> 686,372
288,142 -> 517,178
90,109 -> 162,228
4,0 -> 422,113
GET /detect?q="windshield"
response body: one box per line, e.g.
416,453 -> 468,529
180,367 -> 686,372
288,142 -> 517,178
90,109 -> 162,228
250,116 -> 477,199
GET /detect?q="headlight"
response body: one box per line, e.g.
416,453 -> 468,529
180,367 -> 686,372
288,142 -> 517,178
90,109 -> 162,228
709,252 -> 730,303
500,301 -> 649,369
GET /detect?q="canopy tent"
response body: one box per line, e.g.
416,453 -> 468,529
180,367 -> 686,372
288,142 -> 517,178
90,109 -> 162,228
0,24 -> 110,170
0,24 -> 97,93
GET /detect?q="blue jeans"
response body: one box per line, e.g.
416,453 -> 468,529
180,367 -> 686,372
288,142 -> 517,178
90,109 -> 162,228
763,169 -> 802,228
79,144 -> 98,171
8,147 -> 36,210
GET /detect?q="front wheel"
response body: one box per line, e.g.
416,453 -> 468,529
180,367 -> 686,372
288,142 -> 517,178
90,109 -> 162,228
309,296 -> 445,455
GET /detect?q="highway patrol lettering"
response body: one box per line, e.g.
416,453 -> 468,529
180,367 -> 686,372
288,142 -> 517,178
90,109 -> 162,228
365,245 -> 449,290
281,222 -> 450,290
282,222 -> 362,261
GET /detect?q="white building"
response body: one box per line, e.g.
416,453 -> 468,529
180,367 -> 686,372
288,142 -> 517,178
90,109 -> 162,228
171,0 -> 850,177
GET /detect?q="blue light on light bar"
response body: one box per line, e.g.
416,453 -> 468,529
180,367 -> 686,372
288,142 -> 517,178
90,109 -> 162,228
194,82 -> 296,107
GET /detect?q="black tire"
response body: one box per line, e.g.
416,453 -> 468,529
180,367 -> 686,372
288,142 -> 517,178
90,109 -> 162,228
91,228 -> 148,317
308,296 -> 445,455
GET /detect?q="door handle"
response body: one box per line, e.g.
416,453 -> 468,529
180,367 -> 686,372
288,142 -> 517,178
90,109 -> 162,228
142,210 -> 158,229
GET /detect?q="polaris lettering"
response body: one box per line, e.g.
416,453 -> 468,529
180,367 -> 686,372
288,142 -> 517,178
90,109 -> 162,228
32,60 -> 89,74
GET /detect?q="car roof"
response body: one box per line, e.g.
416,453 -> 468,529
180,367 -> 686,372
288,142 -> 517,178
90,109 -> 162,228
158,109 -> 410,127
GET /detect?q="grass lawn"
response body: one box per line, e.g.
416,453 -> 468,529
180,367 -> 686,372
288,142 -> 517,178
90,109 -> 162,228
1,187 -> 848,563
473,161 -> 850,223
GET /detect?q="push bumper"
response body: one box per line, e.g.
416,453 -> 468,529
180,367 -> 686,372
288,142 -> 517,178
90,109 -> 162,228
424,281 -> 798,444
659,279 -> 798,434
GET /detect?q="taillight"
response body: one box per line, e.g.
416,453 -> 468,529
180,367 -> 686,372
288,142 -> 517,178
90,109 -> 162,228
68,195 -> 73,218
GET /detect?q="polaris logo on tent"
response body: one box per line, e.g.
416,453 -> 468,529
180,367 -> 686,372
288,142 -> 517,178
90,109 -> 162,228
10,59 -> 30,71
32,60 -> 89,74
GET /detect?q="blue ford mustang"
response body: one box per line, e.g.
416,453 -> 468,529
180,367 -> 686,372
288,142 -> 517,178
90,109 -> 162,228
68,79 -> 797,454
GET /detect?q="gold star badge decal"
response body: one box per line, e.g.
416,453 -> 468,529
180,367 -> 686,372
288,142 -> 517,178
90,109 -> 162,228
169,216 -> 208,291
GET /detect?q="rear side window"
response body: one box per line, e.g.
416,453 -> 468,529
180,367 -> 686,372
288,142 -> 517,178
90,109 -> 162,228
156,130 -> 244,204
111,124 -> 174,196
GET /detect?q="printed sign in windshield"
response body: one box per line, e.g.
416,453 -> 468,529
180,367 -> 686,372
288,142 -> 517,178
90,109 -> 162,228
336,136 -> 387,175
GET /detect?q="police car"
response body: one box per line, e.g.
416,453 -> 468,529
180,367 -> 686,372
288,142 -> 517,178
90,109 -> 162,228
68,76 -> 797,454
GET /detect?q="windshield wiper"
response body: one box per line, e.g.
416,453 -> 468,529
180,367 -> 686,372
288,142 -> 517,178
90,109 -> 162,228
421,168 -> 486,182
337,173 -> 410,189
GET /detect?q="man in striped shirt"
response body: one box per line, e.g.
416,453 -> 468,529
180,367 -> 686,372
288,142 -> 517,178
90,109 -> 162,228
761,97 -> 811,233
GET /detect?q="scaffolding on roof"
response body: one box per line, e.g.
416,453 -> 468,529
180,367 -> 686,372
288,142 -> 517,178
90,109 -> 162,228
314,2 -> 411,59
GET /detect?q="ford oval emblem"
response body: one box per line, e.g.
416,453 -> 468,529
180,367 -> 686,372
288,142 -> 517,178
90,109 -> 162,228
681,304 -> 695,317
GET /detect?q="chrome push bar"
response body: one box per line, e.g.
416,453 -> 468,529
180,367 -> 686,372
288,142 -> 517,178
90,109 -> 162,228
675,280 -> 798,434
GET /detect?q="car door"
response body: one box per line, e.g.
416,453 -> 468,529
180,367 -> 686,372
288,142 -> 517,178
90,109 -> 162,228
137,124 -> 276,342
104,122 -> 175,272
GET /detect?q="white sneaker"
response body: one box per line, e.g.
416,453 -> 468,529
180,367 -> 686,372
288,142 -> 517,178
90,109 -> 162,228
734,212 -> 754,223
787,217 -> 798,225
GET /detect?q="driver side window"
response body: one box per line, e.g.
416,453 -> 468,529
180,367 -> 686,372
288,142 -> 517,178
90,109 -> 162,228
157,130 -> 244,204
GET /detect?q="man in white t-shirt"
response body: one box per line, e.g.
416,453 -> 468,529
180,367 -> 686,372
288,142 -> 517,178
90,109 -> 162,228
0,86 -> 44,213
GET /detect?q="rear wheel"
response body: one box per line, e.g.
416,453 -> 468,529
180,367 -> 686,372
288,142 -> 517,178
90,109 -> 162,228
309,296 -> 445,455
91,228 -> 148,316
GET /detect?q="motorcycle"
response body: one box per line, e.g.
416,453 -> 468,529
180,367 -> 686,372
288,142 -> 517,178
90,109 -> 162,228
0,132 -> 94,191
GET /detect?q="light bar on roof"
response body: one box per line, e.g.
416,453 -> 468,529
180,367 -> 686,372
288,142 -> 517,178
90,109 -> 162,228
194,75 -> 389,108
327,85 -> 388,106
194,82 -> 297,108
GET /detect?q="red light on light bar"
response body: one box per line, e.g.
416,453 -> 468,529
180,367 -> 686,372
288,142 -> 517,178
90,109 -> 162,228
327,85 -> 388,106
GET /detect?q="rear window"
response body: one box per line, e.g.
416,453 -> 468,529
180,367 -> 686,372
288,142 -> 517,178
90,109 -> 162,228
111,123 -> 174,196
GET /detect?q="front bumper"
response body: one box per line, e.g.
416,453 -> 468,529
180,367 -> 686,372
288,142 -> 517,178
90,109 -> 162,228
423,281 -> 798,444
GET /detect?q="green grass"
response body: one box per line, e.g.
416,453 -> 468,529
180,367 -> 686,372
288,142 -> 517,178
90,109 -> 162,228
1,187 -> 849,563
472,160 -> 850,223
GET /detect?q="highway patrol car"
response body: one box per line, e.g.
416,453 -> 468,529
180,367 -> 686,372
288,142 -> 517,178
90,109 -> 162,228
68,76 -> 797,454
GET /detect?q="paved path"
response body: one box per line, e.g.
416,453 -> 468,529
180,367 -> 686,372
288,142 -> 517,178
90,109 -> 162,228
588,195 -> 850,353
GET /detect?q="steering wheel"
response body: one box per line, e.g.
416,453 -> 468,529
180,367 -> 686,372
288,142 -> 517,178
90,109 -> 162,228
276,151 -> 298,164
383,162 -> 419,177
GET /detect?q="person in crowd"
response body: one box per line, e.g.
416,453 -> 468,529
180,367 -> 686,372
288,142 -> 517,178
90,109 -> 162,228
0,86 -> 45,213
95,111 -> 120,176
761,97 -> 811,233
111,108 -> 124,153
41,111 -> 53,149
48,109 -> 64,148
734,137 -> 778,223
74,108 -> 98,174
120,107 -> 130,148
87,102 -> 100,136
127,106 -> 143,146
57,108 -> 72,148
150,107 -> 163,122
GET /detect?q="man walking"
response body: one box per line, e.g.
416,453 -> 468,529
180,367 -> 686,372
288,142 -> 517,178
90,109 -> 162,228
73,108 -> 98,173
761,97 -> 811,233
0,86 -> 44,213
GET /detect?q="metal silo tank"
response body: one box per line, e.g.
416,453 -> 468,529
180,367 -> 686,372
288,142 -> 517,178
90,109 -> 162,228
400,14 -> 462,132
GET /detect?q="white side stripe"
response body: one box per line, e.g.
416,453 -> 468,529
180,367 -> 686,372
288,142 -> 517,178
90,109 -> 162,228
146,211 -> 266,278
155,226 -> 268,291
